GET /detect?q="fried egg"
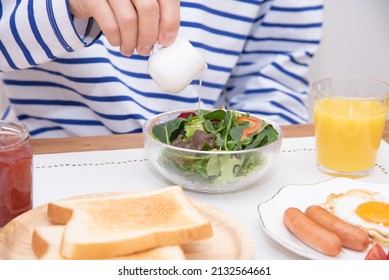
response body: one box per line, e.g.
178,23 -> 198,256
322,189 -> 389,244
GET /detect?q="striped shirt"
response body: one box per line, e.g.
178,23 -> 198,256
0,0 -> 323,138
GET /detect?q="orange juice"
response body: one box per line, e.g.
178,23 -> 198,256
314,98 -> 387,173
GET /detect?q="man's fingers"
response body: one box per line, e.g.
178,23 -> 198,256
107,0 -> 138,56
69,0 -> 180,56
86,0 -> 121,47
131,0 -> 160,56
158,0 -> 180,46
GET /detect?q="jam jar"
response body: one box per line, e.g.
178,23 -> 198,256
0,121 -> 33,227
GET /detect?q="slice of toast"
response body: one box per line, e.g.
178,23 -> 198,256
32,226 -> 186,260
47,192 -> 127,224
47,186 -> 213,259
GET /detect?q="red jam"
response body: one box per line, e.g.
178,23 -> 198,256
0,122 -> 33,227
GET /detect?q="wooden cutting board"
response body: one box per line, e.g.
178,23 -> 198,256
0,198 -> 253,260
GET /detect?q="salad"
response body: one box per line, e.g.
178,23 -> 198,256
151,109 -> 280,187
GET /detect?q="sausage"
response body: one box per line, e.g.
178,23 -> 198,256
283,207 -> 343,256
305,205 -> 369,251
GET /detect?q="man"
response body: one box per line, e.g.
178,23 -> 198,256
0,0 -> 323,138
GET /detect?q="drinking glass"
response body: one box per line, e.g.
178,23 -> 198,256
312,76 -> 389,176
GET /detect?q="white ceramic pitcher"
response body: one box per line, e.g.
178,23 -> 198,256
148,38 -> 207,93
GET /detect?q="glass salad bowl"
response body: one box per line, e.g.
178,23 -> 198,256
143,109 -> 282,193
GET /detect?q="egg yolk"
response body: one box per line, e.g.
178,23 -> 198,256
355,201 -> 389,226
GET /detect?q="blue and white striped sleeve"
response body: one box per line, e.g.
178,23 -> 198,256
0,0 -> 101,72
226,0 -> 323,125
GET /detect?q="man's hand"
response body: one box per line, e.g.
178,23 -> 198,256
68,0 -> 180,56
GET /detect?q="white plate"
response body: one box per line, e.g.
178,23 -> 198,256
257,177 -> 389,260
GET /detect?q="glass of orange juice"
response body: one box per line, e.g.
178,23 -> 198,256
313,76 -> 389,176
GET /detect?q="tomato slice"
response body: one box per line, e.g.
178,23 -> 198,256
365,243 -> 387,260
236,116 -> 262,140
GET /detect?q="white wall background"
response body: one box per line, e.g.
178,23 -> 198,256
1,0 -> 389,121
307,0 -> 389,121
309,0 -> 389,84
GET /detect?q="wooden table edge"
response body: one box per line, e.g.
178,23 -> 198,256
30,122 -> 389,155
